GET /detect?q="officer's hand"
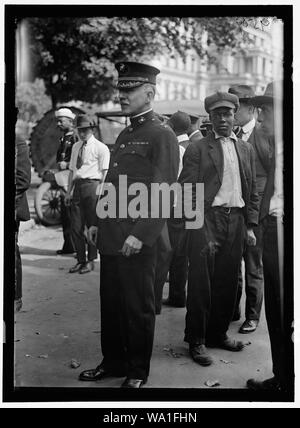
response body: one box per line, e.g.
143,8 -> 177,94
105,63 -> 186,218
88,226 -> 98,246
246,228 -> 256,247
59,161 -> 67,170
65,193 -> 72,206
121,235 -> 143,257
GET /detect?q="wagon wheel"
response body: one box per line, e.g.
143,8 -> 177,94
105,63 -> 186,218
34,182 -> 64,226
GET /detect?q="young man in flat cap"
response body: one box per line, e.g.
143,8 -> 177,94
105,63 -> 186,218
179,91 -> 259,366
247,82 -> 292,393
65,115 -> 110,274
228,85 -> 268,334
79,61 -> 179,388
55,107 -> 77,255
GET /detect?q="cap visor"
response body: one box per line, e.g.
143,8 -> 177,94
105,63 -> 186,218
209,100 -> 236,111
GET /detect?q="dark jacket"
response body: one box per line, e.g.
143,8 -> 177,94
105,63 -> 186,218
15,139 -> 31,221
97,110 -> 179,255
188,130 -> 202,144
179,131 -> 259,227
56,131 -> 77,164
248,126 -> 273,206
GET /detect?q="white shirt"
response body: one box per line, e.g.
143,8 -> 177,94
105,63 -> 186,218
269,143 -> 284,217
69,134 -> 110,180
212,131 -> 245,208
240,118 -> 256,141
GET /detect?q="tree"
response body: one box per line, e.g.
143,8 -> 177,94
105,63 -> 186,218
25,17 -> 258,107
16,78 -> 52,123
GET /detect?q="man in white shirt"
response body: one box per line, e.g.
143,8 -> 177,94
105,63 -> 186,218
228,85 -> 264,334
65,115 -> 110,274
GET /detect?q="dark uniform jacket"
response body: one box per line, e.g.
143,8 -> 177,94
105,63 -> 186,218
97,110 -> 179,255
15,139 -> 31,221
56,131 -> 77,165
179,131 -> 259,227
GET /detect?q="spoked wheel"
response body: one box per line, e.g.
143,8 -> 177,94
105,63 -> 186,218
34,182 -> 64,226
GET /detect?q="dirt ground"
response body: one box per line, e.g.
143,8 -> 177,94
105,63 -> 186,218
13,222 -> 273,393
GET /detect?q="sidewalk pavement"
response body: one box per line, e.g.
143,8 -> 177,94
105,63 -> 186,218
14,224 -> 273,391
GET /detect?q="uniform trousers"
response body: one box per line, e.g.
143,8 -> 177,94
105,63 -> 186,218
185,207 -> 245,345
234,224 -> 264,321
262,215 -> 291,388
71,179 -> 98,263
100,249 -> 157,381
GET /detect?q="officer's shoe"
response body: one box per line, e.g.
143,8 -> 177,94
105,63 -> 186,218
247,376 -> 282,391
79,261 -> 94,274
239,319 -> 258,334
121,378 -> 146,388
189,344 -> 213,366
69,262 -> 84,273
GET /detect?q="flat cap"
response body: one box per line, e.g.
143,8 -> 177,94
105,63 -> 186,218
228,84 -> 255,101
55,108 -> 76,120
116,61 -> 160,89
76,115 -> 95,129
205,91 -> 239,113
252,81 -> 283,107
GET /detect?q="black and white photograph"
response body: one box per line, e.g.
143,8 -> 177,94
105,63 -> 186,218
1,0 -> 297,409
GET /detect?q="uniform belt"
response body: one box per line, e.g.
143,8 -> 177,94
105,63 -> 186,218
76,178 -> 100,182
211,206 -> 243,215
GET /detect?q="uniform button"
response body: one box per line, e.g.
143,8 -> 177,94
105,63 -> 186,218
120,144 -> 125,149
129,127 -> 133,132
113,162 -> 118,167
132,150 -> 136,154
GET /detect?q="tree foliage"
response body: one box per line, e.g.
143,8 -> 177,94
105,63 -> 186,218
16,78 -> 52,123
26,17 -> 254,107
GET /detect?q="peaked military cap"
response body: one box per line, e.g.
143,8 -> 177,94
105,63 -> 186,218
115,61 -> 160,89
76,115 -> 95,129
251,81 -> 283,106
204,91 -> 239,113
228,84 -> 255,102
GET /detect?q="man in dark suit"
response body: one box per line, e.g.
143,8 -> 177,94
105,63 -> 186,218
247,82 -> 291,392
179,91 -> 259,366
228,85 -> 266,334
79,62 -> 179,388
55,108 -> 77,255
15,122 -> 31,311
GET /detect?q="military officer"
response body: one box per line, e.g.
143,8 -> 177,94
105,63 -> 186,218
79,61 -> 179,388
55,108 -> 77,255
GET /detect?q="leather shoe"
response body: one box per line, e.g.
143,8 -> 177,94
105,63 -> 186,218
79,261 -> 94,274
162,298 -> 185,308
79,365 -> 125,381
121,378 -> 146,388
69,262 -> 84,273
239,319 -> 258,334
247,376 -> 282,391
189,344 -> 213,366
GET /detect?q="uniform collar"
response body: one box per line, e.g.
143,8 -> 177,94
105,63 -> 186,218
64,130 -> 74,136
130,109 -> 155,128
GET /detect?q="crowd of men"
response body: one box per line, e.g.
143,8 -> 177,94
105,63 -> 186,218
16,60 -> 290,392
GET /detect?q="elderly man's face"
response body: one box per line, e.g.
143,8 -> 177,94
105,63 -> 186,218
56,116 -> 73,132
119,85 -> 149,116
257,103 -> 275,137
210,107 -> 235,137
